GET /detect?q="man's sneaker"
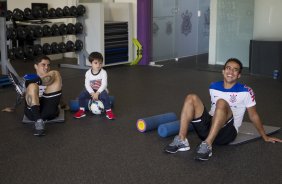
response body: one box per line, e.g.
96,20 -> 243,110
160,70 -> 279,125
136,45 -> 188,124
34,119 -> 45,136
7,69 -> 25,97
164,135 -> 190,153
73,109 -> 86,119
194,141 -> 212,161
106,109 -> 115,120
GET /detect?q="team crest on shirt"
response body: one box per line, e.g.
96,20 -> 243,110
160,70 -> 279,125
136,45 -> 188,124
229,94 -> 237,103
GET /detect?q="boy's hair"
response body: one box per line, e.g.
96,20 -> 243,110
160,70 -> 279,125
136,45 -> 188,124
224,58 -> 243,73
88,52 -> 103,63
34,55 -> 51,65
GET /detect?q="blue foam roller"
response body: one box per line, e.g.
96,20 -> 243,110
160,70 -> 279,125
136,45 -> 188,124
158,120 -> 193,138
137,112 -> 177,132
69,100 -> 80,112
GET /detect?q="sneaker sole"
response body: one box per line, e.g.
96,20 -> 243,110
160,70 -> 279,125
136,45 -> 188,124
165,146 -> 190,154
73,114 -> 86,119
194,152 -> 212,161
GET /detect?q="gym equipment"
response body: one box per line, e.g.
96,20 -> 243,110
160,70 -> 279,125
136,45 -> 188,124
42,43 -> 52,55
63,6 -> 70,16
23,108 -> 65,124
51,42 -> 59,54
42,8 -> 49,18
32,8 -> 43,19
48,8 -> 56,18
158,121 -> 193,138
24,8 -> 33,19
24,46 -> 34,58
75,22 -> 83,34
229,122 -> 280,145
25,26 -> 35,39
16,26 -> 27,40
42,25 -> 52,36
74,40 -> 83,51
33,26 -> 43,38
137,112 -> 178,132
58,42 -> 66,53
67,23 -> 76,34
51,24 -> 60,36
15,47 -> 25,59
12,8 -> 24,21
77,5 -> 86,16
88,100 -> 104,115
7,27 -> 17,40
55,8 -> 64,18
69,6 -> 78,17
6,10 -> 13,21
8,48 -> 16,59
66,40 -> 74,52
0,75 -> 12,87
59,24 -> 67,35
33,44 -> 43,56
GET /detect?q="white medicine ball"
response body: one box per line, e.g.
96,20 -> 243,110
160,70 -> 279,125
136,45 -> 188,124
88,100 -> 105,115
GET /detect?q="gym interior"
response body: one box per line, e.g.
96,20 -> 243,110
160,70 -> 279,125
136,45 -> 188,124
1,0 -> 282,184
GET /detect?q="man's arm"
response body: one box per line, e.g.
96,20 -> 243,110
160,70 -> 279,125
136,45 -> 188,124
41,70 -> 57,86
247,106 -> 282,143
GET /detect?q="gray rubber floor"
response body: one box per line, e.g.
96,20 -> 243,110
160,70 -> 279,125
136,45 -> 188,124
0,56 -> 282,184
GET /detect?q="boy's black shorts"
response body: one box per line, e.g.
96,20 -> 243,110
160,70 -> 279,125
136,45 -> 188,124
191,108 -> 237,145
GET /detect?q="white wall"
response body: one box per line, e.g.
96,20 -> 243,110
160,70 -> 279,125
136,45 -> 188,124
253,0 -> 282,41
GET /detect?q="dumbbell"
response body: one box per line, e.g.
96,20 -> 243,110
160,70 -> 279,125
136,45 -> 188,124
58,42 -> 67,53
67,23 -> 76,34
63,6 -> 70,16
70,6 -> 77,17
33,44 -> 43,56
15,47 -> 25,59
59,24 -> 67,35
6,10 -> 13,21
77,5 -> 86,16
55,7 -> 64,18
24,8 -> 33,19
24,46 -> 34,59
33,26 -> 43,38
66,40 -> 74,52
32,8 -> 43,19
25,26 -> 35,39
42,25 -> 52,36
48,8 -> 56,18
51,42 -> 59,54
42,8 -> 49,18
43,43 -> 52,55
7,27 -> 17,40
75,40 -> 83,51
51,24 -> 60,36
16,26 -> 27,40
75,22 -> 83,34
8,48 -> 16,60
12,8 -> 24,21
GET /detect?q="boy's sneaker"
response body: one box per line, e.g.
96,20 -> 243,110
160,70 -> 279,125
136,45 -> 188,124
106,109 -> 115,120
164,135 -> 190,153
34,119 -> 45,136
73,109 -> 86,119
194,141 -> 212,161
7,69 -> 25,97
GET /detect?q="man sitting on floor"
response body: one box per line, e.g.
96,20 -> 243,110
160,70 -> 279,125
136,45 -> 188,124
9,55 -> 62,136
164,58 -> 282,161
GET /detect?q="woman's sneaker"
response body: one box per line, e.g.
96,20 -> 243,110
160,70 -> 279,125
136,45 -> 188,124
164,135 -> 190,153
194,141 -> 212,161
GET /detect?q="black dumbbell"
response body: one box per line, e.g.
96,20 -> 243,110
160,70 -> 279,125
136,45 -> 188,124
51,42 -> 59,54
33,26 -> 43,38
51,24 -> 60,36
15,47 -> 25,59
16,26 -> 27,40
24,46 -> 34,59
48,8 -> 56,18
6,10 -> 13,21
66,40 -> 74,52
59,24 -> 67,35
55,7 -> 64,18
32,8 -> 43,19
70,6 -> 77,17
63,6 -> 70,16
12,8 -> 24,21
8,48 -> 16,60
74,40 -> 83,51
42,8 -> 49,18
42,25 -> 52,36
7,27 -> 17,40
33,44 -> 43,56
77,5 -> 86,16
75,22 -> 83,34
24,8 -> 33,19
58,42 -> 67,53
43,43 -> 52,55
67,23 -> 76,34
25,26 -> 35,39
